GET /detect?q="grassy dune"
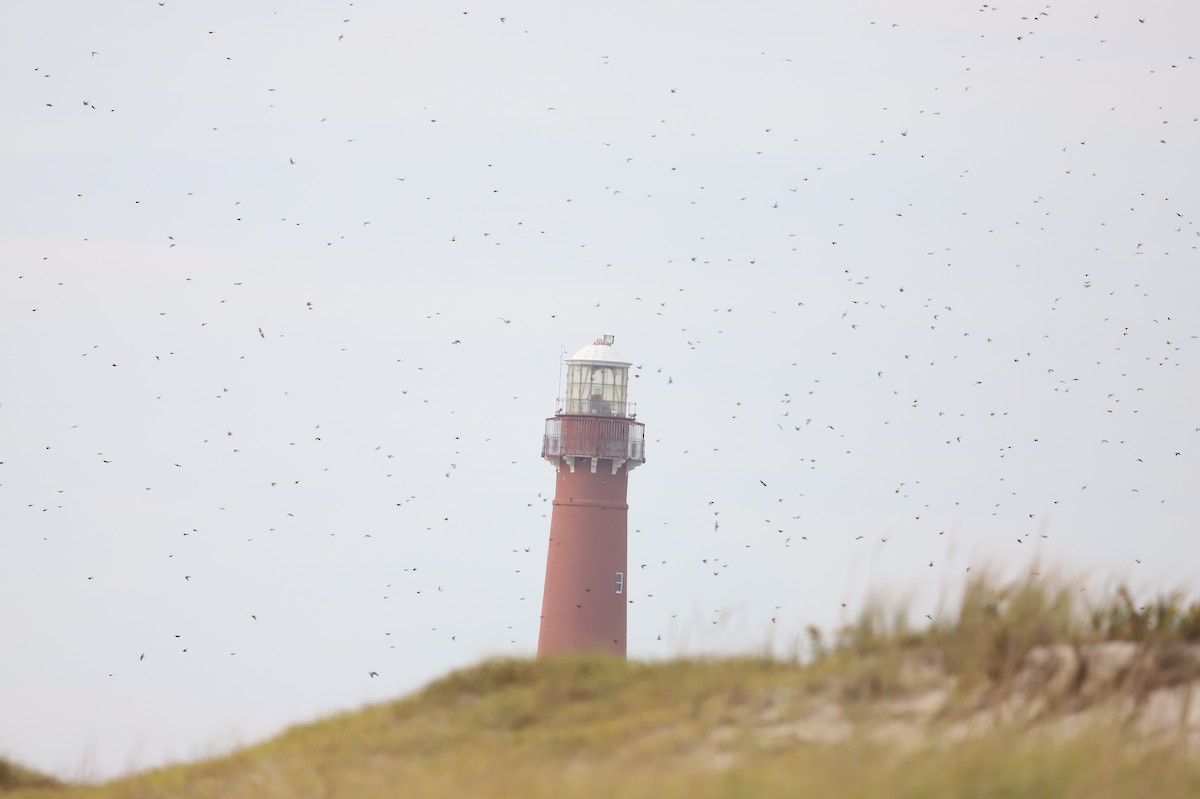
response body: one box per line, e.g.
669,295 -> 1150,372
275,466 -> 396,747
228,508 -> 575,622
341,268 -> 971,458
7,573 -> 1200,798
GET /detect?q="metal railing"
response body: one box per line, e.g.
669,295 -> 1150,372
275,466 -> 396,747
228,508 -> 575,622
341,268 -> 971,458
543,416 -> 646,462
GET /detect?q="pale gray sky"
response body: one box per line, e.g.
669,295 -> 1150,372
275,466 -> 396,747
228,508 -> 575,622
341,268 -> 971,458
2,0 -> 1198,781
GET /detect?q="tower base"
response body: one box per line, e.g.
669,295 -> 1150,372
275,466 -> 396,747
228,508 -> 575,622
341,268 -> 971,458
537,459 -> 629,657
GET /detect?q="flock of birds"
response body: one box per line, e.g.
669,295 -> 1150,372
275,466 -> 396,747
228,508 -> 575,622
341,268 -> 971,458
2,0 -> 1197,779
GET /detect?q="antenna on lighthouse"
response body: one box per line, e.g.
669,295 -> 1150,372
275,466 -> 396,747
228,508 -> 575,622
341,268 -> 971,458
556,344 -> 565,413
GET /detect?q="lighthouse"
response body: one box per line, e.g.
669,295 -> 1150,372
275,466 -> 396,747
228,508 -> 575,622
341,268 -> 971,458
538,335 -> 646,657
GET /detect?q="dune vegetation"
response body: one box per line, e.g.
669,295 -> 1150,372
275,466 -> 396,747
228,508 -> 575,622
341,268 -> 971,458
7,572 -> 1200,798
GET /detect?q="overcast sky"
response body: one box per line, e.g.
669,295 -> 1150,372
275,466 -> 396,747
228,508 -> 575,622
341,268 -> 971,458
2,0 -> 1198,781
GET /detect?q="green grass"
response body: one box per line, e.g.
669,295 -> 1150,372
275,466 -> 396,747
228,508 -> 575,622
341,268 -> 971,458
829,569 -> 1200,687
8,573 -> 1200,798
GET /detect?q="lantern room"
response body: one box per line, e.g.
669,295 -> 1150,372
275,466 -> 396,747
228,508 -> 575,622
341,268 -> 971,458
561,334 -> 633,418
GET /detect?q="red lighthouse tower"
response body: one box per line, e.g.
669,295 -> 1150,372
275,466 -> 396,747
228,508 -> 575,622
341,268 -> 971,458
538,335 -> 646,657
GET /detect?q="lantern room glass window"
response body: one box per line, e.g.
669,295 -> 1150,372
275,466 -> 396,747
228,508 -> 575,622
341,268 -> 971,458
564,362 -> 628,416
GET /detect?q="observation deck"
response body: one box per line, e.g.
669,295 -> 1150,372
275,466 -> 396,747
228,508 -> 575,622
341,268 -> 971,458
542,414 -> 646,474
